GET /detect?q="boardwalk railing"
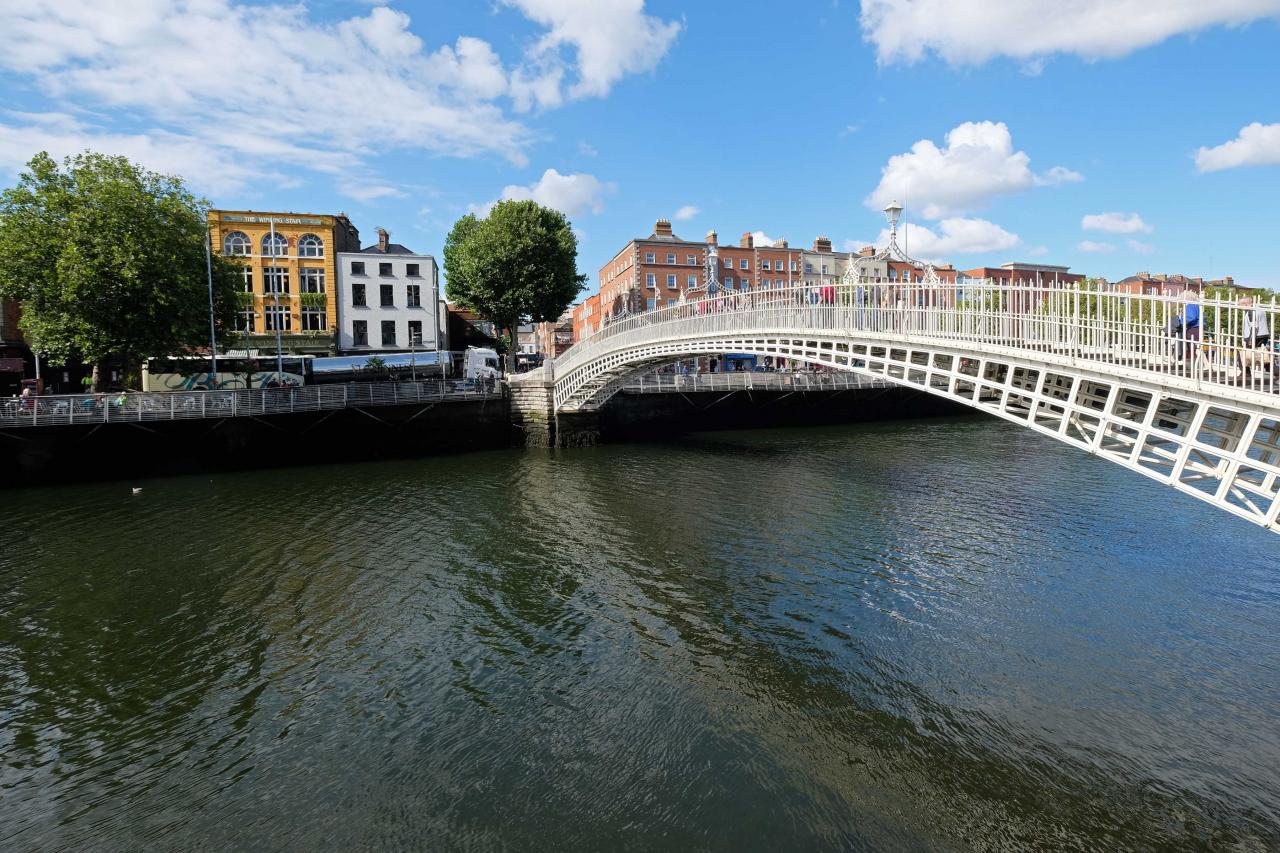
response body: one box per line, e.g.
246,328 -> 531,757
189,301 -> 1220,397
0,379 -> 503,429
555,281 -> 1280,400
621,370 -> 888,394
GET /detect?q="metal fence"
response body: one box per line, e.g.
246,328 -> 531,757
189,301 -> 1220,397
621,370 -> 888,394
555,281 -> 1280,399
0,379 -> 503,429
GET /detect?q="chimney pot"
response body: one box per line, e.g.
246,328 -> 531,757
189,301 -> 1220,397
377,227 -> 389,252
655,219 -> 673,237
740,231 -> 754,249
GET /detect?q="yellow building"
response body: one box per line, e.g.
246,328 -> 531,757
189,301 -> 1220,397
208,210 -> 360,355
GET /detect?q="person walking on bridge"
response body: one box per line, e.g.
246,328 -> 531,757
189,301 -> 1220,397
1238,296 -> 1274,386
1180,291 -> 1201,365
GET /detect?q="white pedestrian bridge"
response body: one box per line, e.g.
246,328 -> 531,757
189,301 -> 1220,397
548,282 -> 1280,534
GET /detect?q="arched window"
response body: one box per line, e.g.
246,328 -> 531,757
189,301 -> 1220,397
223,231 -> 251,256
262,232 -> 289,258
298,234 -> 324,257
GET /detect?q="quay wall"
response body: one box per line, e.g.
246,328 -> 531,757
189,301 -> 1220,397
0,397 -> 509,488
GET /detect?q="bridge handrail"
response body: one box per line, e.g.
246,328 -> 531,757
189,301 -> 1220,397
552,281 -> 1280,399
0,379 -> 503,429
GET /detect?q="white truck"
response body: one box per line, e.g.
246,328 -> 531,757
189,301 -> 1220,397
462,347 -> 502,381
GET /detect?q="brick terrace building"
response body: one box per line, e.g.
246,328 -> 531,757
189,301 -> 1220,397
1110,271 -> 1237,297
960,262 -> 1084,286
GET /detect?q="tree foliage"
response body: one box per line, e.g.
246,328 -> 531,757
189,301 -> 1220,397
443,200 -> 584,371
0,151 -> 242,386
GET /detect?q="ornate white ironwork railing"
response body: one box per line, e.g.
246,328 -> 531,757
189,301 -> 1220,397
0,380 -> 502,429
620,370 -> 887,394
556,281 -> 1280,401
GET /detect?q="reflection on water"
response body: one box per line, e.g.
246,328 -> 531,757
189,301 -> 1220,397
1,416 -> 1277,850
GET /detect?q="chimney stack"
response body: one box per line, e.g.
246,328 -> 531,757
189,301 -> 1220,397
655,218 -> 673,237
377,227 -> 389,252
706,229 -> 718,246
779,238 -> 788,248
740,231 -> 754,249
813,236 -> 833,253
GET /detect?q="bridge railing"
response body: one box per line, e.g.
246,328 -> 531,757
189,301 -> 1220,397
621,370 -> 887,394
554,281 -> 1280,398
0,379 -> 503,429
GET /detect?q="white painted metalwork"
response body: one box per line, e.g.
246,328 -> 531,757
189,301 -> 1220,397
0,380 -> 502,429
550,281 -> 1280,533
621,370 -> 887,394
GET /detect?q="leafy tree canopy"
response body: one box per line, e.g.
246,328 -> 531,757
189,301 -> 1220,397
0,151 -> 242,384
443,200 -> 584,370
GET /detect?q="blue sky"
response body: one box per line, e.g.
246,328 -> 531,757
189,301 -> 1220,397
2,0 -> 1279,289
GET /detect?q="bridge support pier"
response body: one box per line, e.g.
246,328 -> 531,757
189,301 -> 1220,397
508,367 -> 599,447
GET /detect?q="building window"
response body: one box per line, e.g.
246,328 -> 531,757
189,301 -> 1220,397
723,258 -> 732,268
223,231 -> 251,256
645,252 -> 655,263
687,255 -> 697,265
352,283 -> 366,307
263,267 -> 290,294
685,275 -> 696,288
408,320 -> 423,346
725,276 -> 734,288
646,273 -> 656,288
406,263 -> 420,277
762,260 -> 771,271
299,268 -> 325,293
297,234 -> 324,257
666,274 -> 676,288
235,310 -> 256,332
352,320 -> 368,346
381,320 -> 396,347
805,262 -> 813,273
666,253 -> 675,264
264,304 -> 291,331
407,284 -> 421,307
821,264 -> 828,275
739,259 -> 748,270
379,262 -> 393,276
261,232 -> 288,258
351,261 -> 366,275
380,284 -> 394,307
646,298 -> 656,311
239,266 -> 253,291
301,307 -> 326,331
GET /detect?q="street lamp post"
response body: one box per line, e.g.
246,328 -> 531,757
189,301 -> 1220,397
268,218 -> 284,382
204,211 -> 218,386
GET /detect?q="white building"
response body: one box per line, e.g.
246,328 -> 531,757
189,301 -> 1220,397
336,228 -> 440,354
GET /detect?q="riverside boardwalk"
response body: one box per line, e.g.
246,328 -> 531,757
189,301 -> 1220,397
0,379 -> 502,430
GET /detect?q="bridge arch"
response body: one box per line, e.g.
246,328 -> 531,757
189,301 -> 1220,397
548,283 -> 1280,533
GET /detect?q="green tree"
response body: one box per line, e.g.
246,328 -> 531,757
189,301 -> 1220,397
443,200 -> 584,373
0,151 -> 243,389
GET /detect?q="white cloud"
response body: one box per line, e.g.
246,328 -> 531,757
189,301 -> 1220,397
752,230 -> 779,247
674,205 -> 699,221
339,183 -> 407,203
1082,212 -> 1153,234
505,0 -> 681,109
1078,240 -> 1117,253
1127,239 -> 1155,255
881,218 -> 1020,258
0,0 -> 677,195
1195,122 -> 1280,172
866,121 -> 1080,218
578,141 -> 598,157
861,0 -> 1280,66
476,168 -> 615,218
1024,245 -> 1050,258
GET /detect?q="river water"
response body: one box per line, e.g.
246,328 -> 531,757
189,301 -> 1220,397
1,416 -> 1277,851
